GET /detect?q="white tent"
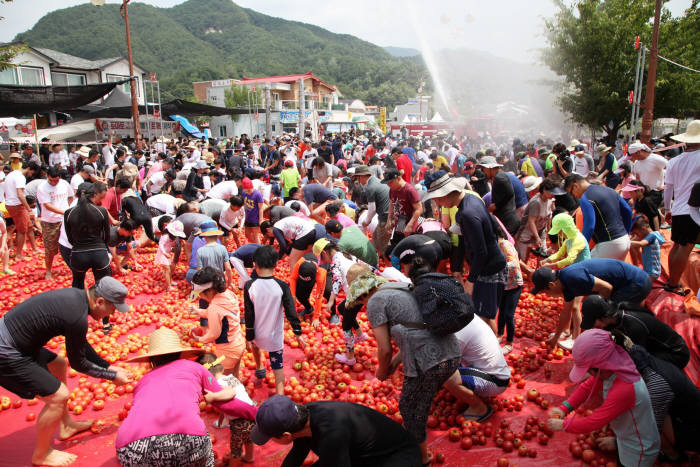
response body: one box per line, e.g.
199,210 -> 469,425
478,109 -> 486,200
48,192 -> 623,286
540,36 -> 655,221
402,115 -> 412,123
430,112 -> 445,122
36,120 -> 96,142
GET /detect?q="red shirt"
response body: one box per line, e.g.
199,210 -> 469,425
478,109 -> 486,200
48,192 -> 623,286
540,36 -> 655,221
395,154 -> 413,183
364,145 -> 377,163
102,187 -> 122,219
389,182 -> 420,223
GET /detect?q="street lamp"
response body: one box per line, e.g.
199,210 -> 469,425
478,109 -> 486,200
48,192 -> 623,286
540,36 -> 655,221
91,0 -> 141,144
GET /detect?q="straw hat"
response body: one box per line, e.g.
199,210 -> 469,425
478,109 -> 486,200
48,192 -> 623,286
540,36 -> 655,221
671,120 -> 700,144
521,175 -> 543,192
422,173 -> 468,201
77,146 -> 92,158
128,327 -> 204,363
595,143 -> 612,155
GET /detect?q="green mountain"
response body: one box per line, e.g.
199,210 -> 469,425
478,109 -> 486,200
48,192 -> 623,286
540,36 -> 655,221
383,46 -> 421,58
14,0 -> 425,106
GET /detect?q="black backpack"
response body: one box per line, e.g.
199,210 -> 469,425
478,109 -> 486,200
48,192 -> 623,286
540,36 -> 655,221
383,273 -> 474,336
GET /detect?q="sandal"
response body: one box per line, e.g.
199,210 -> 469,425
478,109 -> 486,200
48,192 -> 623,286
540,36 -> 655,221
663,283 -> 690,297
502,344 -> 513,355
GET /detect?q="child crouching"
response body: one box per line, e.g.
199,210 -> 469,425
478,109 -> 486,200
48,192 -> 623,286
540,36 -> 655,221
198,353 -> 256,464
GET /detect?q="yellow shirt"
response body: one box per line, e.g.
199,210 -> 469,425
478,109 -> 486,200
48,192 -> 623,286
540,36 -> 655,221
10,160 -> 22,171
434,155 -> 449,170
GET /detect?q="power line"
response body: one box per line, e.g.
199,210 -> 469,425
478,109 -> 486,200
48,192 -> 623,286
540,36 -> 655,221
657,54 -> 700,74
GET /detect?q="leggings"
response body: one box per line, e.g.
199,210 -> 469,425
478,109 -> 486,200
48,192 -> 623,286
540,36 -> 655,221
69,248 -> 112,289
497,286 -> 522,343
339,299 -> 363,353
295,277 -> 315,312
400,358 -> 460,443
116,433 -> 214,467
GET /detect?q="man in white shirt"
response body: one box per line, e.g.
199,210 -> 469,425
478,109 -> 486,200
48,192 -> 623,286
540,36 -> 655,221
663,121 -> 700,295
48,144 -> 70,169
70,165 -> 98,191
630,142 -> 667,192
145,169 -> 174,196
4,161 -> 40,261
206,180 -> 239,200
572,146 -> 593,175
37,167 -> 74,279
146,193 -> 178,216
102,131 -> 117,167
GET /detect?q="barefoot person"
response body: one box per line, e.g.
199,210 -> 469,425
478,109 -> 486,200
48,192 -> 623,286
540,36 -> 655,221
0,277 -> 134,466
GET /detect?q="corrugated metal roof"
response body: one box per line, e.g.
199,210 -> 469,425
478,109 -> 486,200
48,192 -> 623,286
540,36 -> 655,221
33,47 -> 124,71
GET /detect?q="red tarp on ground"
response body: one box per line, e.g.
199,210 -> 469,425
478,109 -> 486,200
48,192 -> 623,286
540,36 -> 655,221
0,230 -> 697,466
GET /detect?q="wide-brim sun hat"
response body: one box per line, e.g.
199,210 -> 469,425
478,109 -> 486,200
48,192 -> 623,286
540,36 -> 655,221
312,238 -> 330,257
477,155 -> 502,169
127,327 -> 204,363
77,146 -> 92,158
521,175 -> 543,192
671,120 -> 700,143
165,220 -> 186,238
595,143 -> 612,155
422,173 -> 468,201
351,165 -> 372,177
198,220 -> 223,237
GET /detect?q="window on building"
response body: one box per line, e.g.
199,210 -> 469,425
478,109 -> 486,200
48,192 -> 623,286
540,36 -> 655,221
219,126 -> 227,137
106,74 -> 139,98
51,72 -> 87,86
0,66 -> 45,85
272,124 -> 276,132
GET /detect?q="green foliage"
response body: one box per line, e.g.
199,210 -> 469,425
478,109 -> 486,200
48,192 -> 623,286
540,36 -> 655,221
224,85 -> 261,121
543,0 -> 699,140
14,0 -> 427,107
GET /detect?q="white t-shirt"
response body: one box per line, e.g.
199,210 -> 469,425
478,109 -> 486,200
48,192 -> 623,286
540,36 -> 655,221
633,153 -> 667,191
3,170 -> 26,206
70,173 -> 86,191
572,155 -> 591,175
58,198 -> 78,249
219,206 -> 245,231
454,317 -> 511,380
102,145 -> 116,167
48,150 -> 70,168
273,216 -> 315,241
0,172 -> 5,204
252,179 -> 272,202
37,179 -> 73,223
665,149 -> 700,216
147,171 -> 168,194
303,149 -> 319,169
146,193 -> 176,215
285,199 -> 311,216
207,180 -> 239,200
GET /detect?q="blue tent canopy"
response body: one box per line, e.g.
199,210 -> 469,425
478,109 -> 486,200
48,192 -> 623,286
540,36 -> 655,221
170,114 -> 204,138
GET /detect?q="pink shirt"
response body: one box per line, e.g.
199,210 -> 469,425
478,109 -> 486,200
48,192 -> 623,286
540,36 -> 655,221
336,213 -> 356,228
560,375 -> 635,433
115,359 -> 257,448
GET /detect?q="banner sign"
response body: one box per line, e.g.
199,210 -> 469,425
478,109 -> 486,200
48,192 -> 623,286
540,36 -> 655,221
95,118 -> 178,139
379,107 -> 386,133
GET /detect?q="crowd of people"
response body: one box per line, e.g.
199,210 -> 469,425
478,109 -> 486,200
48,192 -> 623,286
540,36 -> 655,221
0,119 -> 698,467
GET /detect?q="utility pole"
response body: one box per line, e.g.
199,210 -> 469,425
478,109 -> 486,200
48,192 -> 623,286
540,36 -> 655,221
265,84 -> 272,137
641,0 -> 662,144
298,78 -> 305,136
120,0 -> 141,146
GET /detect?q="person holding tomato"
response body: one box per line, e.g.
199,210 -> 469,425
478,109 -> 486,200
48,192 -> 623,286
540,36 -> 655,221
0,277 -> 134,467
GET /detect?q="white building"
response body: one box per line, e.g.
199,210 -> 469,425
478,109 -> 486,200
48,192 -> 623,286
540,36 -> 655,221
0,46 -> 147,106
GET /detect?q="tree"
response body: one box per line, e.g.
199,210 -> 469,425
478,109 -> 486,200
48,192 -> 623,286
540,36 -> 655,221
224,85 -> 261,122
543,0 -> 658,142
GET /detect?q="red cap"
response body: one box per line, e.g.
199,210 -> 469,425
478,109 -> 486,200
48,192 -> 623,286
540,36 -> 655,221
241,177 -> 253,190
284,160 -> 294,167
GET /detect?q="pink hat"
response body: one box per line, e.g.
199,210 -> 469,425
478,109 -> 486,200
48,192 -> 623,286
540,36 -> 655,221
569,329 -> 640,383
241,177 -> 253,190
621,184 -> 644,199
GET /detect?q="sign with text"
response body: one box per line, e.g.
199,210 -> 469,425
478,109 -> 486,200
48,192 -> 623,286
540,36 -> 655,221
379,107 -> 387,133
95,118 -> 178,139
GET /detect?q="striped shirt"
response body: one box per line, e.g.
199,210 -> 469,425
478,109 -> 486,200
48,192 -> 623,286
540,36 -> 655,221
641,231 -> 665,279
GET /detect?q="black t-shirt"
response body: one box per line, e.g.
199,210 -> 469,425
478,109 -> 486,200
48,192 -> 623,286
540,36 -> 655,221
635,196 -> 661,225
64,202 -> 110,252
122,196 -> 150,222
267,150 -> 283,176
470,169 -> 489,197
618,310 -> 690,368
282,401 -> 421,467
107,226 -> 131,248
317,147 -> 332,164
3,288 -> 116,380
491,171 -> 520,236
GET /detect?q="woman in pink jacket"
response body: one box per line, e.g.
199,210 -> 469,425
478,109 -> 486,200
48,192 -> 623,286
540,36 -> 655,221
191,267 -> 246,378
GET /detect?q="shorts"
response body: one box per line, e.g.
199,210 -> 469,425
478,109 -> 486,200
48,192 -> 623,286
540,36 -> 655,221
40,221 -> 61,257
244,221 -> 259,228
371,221 -> 390,256
229,418 -> 255,459
671,215 -> 700,246
148,206 -> 165,217
472,280 -> 505,320
268,349 -> 283,370
590,234 -> 630,260
292,229 -> 317,251
0,346 -> 60,399
117,433 -> 214,467
459,366 -> 509,398
6,204 -> 31,233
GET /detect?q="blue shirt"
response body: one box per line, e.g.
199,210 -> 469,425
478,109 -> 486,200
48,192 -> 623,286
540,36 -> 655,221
579,184 -> 633,243
303,184 -> 337,205
558,258 -> 650,302
505,172 -> 528,209
188,236 -> 207,269
456,192 -> 506,282
231,243 -> 261,268
641,231 -> 665,279
402,147 -> 416,163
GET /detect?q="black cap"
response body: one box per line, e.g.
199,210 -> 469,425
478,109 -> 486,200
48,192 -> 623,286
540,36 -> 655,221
251,395 -> 300,445
580,295 -> 615,330
530,267 -> 556,295
382,168 -> 401,184
324,219 -> 343,234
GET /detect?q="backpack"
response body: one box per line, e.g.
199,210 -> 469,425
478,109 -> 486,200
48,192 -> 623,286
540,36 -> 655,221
382,273 -> 474,336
